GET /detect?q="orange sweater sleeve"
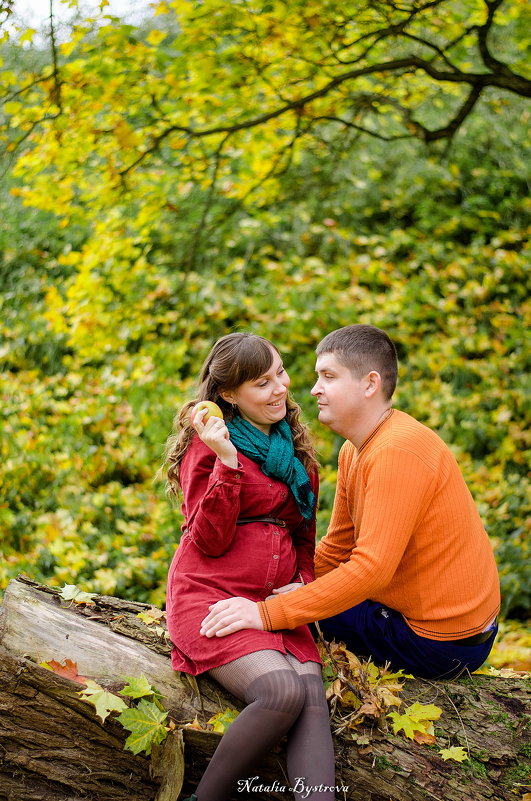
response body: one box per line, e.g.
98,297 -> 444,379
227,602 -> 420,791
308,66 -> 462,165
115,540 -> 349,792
259,439 -> 436,631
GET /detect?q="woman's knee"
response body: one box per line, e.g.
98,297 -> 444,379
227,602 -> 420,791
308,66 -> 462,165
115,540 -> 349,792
244,670 -> 306,717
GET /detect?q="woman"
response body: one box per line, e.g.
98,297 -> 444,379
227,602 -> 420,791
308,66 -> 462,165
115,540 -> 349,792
163,333 -> 335,801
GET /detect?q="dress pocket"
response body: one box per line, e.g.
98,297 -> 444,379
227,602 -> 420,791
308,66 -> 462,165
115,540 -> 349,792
238,479 -> 275,518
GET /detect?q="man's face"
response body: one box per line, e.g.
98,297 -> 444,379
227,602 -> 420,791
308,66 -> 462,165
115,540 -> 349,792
311,352 -> 367,433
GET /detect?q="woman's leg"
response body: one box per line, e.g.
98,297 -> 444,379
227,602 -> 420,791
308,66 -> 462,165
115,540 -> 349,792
284,654 -> 336,801
192,650 -> 336,801
193,650 -> 306,801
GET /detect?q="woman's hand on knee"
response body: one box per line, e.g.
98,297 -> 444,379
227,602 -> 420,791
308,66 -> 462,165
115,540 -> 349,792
200,597 -> 264,637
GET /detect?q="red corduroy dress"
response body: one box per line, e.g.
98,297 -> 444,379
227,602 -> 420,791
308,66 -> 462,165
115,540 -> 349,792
166,436 -> 321,675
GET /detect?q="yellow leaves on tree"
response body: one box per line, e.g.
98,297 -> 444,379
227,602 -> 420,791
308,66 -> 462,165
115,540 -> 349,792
4,0 -> 529,234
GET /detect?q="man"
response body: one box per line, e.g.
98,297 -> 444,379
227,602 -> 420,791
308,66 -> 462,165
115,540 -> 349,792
201,324 -> 500,678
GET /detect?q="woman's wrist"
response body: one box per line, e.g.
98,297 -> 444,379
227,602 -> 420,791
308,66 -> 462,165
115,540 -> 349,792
219,454 -> 239,469
216,454 -> 241,471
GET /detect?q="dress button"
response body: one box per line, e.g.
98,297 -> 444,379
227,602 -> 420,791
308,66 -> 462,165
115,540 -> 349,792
267,582 -> 273,588
273,554 -> 279,559
234,473 -> 241,479
273,530 -> 279,536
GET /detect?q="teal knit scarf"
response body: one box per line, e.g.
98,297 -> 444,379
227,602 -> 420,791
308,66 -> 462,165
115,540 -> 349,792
226,416 -> 315,520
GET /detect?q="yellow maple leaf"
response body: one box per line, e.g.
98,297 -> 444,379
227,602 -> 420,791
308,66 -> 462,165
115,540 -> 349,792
340,690 -> 362,710
377,686 -> 403,708
407,702 -> 442,721
388,702 -> 442,740
137,608 -> 165,626
439,746 -> 468,762
208,708 -> 240,733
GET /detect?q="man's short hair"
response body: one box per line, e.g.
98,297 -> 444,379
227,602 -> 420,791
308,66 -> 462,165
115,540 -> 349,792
316,324 -> 398,400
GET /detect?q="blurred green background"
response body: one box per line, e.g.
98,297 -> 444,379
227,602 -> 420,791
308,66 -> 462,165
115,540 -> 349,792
0,0 -> 529,665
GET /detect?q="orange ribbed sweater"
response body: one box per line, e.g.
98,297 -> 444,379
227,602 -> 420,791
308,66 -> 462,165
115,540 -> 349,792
259,409 -> 500,640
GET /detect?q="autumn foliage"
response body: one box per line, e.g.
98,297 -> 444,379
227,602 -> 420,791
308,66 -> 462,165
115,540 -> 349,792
0,0 -> 529,656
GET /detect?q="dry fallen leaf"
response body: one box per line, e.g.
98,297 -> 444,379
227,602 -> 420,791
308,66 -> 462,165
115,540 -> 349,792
40,658 -> 88,685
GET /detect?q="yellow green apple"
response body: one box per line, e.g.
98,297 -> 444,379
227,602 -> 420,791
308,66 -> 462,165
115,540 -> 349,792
191,400 -> 224,424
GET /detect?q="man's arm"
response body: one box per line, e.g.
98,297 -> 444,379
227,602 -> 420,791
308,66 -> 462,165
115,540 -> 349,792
259,444 -> 435,630
201,443 -> 436,637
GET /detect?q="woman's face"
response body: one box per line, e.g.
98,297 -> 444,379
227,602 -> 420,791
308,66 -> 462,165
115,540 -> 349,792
223,349 -> 290,434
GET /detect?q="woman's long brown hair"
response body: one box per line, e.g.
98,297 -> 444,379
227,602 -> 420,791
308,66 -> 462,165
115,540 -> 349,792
159,333 -> 318,499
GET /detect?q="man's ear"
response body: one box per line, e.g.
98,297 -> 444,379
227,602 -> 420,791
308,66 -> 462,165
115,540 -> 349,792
364,371 -> 382,397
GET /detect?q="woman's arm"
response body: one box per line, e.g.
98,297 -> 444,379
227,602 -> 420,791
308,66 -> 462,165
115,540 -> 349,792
180,438 -> 244,557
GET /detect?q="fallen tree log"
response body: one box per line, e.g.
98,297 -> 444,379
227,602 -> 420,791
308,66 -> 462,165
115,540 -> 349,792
0,576 -> 529,801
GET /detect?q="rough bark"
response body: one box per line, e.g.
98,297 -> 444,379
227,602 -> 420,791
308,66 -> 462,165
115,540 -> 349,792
0,577 -> 529,801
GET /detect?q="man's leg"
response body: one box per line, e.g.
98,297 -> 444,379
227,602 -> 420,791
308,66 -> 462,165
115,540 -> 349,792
319,600 -> 497,679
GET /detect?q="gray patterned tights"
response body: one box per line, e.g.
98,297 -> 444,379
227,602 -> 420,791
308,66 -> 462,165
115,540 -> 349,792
193,650 -> 336,800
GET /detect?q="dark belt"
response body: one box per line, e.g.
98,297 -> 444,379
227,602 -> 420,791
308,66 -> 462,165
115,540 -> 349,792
447,626 -> 496,647
236,516 -> 286,527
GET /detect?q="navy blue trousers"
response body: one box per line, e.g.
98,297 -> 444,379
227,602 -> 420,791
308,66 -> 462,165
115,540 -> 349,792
319,600 -> 497,679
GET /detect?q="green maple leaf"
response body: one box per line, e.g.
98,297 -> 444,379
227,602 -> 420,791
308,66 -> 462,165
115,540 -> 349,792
117,699 -> 169,755
59,584 -> 79,600
78,680 -> 127,722
120,674 -> 160,700
439,746 -> 468,762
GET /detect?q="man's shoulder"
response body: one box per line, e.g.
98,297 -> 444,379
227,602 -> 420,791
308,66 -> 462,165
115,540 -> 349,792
383,410 -> 455,472
390,409 -> 445,445
338,410 -> 451,466
391,409 -> 438,437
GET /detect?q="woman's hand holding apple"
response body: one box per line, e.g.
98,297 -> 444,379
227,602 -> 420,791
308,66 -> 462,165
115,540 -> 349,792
191,402 -> 238,468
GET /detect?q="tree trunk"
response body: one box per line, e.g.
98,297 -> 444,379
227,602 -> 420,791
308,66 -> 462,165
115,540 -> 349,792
0,577 -> 528,801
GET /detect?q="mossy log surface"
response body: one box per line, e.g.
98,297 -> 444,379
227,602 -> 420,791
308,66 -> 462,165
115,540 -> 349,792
0,577 -> 529,801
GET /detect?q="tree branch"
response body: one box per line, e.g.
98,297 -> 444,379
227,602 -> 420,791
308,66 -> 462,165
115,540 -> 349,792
48,0 -> 62,112
411,84 -> 484,141
131,53 -> 531,143
476,0 -> 523,82
5,0 -> 529,175
1,74 -> 52,103
0,0 -> 14,25
185,133 -> 230,272
313,114 -> 409,142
